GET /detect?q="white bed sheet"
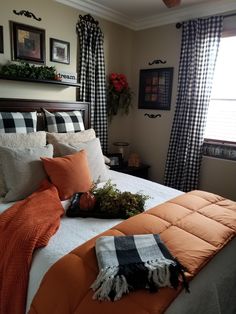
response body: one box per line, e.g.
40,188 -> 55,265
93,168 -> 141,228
1,170 -> 236,314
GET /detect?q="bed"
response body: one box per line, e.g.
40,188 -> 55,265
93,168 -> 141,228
0,98 -> 236,314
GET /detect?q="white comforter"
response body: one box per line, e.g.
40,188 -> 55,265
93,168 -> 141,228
1,171 -> 236,314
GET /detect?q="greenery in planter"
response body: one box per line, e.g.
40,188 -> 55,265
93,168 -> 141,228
91,180 -> 149,218
107,73 -> 132,120
66,180 -> 150,219
0,62 -> 57,80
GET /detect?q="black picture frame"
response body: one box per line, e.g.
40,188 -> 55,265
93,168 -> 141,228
107,153 -> 123,167
138,67 -> 173,110
0,26 -> 3,54
50,38 -> 70,64
10,21 -> 45,64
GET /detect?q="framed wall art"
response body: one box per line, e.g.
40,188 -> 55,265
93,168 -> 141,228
50,38 -> 70,64
138,67 -> 173,110
0,26 -> 3,53
107,153 -> 123,167
10,21 -> 45,64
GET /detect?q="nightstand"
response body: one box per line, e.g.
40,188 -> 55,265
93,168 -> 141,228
110,163 -> 150,179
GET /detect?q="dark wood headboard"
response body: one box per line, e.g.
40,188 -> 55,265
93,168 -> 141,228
0,98 -> 90,130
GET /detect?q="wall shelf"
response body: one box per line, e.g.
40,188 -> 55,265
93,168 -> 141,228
0,76 -> 81,87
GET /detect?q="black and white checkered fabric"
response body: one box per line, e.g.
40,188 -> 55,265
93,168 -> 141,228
164,16 -> 223,192
91,234 -> 188,301
76,15 -> 107,153
0,111 -> 37,133
44,109 -> 85,133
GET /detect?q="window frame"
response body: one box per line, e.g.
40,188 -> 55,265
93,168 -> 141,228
204,28 -> 236,146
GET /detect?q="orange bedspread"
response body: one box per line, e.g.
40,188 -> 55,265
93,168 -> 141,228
0,180 -> 64,314
29,190 -> 236,314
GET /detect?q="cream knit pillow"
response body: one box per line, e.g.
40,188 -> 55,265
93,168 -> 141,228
46,128 -> 96,157
1,144 -> 53,202
0,132 -> 46,197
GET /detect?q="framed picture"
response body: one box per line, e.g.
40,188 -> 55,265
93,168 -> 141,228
107,153 -> 122,167
138,67 -> 173,110
50,38 -> 70,64
0,26 -> 3,54
10,21 -> 45,64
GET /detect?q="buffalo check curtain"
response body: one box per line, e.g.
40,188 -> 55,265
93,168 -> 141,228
76,14 -> 107,153
164,16 -> 223,192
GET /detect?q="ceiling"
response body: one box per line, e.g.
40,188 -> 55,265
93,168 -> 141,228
55,0 -> 236,30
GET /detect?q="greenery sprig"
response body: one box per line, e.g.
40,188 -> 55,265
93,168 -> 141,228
0,62 -> 57,80
91,180 -> 149,218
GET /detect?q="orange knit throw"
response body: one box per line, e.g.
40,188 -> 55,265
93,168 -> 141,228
0,180 -> 64,314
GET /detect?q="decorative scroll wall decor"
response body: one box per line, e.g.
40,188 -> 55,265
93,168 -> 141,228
148,59 -> 166,65
144,113 -> 161,119
13,10 -> 42,21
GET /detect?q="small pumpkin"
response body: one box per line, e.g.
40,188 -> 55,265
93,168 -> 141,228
79,192 -> 96,211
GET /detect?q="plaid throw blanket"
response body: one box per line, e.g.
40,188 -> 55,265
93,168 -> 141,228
91,234 -> 189,301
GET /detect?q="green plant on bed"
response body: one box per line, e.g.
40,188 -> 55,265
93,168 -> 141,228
91,180 -> 150,218
0,61 -> 57,80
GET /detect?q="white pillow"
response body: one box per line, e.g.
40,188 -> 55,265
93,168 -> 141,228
57,138 -> 109,183
46,128 -> 96,157
0,144 -> 53,202
0,132 -> 46,197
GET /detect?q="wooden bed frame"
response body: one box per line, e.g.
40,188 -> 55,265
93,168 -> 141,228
0,98 -> 90,130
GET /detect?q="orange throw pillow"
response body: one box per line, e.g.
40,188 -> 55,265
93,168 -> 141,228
41,150 -> 92,201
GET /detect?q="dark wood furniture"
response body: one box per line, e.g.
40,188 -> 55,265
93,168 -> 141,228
0,98 -> 90,130
110,163 -> 150,179
0,76 -> 81,87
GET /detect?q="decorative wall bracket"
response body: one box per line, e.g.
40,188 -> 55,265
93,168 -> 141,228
148,59 -> 166,65
176,23 -> 182,29
13,10 -> 42,21
144,113 -> 162,119
79,14 -> 99,26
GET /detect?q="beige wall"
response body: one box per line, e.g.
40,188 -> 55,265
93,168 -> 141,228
129,24 -> 181,183
199,157 -> 236,200
99,19 -> 134,151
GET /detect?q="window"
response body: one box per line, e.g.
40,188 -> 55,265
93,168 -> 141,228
204,34 -> 236,143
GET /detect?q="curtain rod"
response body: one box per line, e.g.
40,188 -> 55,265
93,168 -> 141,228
176,12 -> 236,29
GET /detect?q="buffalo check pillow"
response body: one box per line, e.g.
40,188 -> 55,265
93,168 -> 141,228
44,109 -> 85,133
0,112 -> 37,133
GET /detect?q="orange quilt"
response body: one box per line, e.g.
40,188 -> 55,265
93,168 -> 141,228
0,180 -> 64,314
29,190 -> 236,314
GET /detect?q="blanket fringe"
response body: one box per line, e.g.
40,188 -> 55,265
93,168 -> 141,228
91,266 -> 129,301
91,258 -> 182,301
145,259 -> 173,288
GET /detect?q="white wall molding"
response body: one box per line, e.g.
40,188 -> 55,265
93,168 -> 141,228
55,0 -> 236,30
55,0 -> 136,29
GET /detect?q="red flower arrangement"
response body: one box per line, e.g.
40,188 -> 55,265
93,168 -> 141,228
107,73 -> 132,119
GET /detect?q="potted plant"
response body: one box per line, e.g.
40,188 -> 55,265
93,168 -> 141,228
107,73 -> 132,120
